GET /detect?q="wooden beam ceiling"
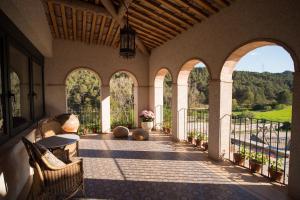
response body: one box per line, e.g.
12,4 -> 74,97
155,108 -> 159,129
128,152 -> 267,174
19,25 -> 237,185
43,0 -> 234,51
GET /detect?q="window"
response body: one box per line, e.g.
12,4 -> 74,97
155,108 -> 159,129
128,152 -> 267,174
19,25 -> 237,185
32,61 -> 44,120
0,10 -> 45,144
9,45 -> 31,132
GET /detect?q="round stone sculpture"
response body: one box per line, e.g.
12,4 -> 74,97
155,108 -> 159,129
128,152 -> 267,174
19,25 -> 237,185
132,129 -> 149,141
113,126 -> 129,138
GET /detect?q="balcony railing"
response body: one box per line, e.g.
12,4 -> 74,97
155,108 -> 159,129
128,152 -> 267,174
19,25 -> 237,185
111,106 -> 135,129
229,116 -> 291,184
186,108 -> 209,147
68,106 -> 101,134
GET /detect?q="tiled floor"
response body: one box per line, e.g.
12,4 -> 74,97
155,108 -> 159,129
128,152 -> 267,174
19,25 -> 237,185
76,132 -> 290,200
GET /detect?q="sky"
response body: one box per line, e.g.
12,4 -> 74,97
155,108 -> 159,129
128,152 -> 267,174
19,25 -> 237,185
195,45 -> 294,73
236,46 -> 294,73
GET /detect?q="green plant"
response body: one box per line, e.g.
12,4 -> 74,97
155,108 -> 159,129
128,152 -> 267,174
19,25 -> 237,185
270,159 -> 284,171
196,132 -> 206,141
188,131 -> 196,138
236,145 -> 249,158
248,152 -> 268,165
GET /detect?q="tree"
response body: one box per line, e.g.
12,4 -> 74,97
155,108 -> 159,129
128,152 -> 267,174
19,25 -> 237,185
276,90 -> 292,104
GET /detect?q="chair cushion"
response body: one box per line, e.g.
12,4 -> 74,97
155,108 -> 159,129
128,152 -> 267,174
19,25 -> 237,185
36,143 -> 66,168
41,120 -> 63,137
113,126 -> 129,138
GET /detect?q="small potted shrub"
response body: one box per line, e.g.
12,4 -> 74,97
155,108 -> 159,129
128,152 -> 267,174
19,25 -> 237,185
187,131 -> 195,143
139,110 -> 155,132
248,152 -> 268,173
268,159 -> 284,181
195,132 -> 203,146
233,146 -> 247,165
202,142 -> 208,151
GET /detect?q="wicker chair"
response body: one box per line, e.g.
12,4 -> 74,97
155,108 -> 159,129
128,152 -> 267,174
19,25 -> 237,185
22,137 -> 84,200
37,118 -> 78,159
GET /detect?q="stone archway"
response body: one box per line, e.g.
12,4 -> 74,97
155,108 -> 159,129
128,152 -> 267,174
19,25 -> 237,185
210,40 -> 298,169
154,68 -> 173,130
176,59 -> 210,140
65,67 -> 102,133
109,71 -> 139,129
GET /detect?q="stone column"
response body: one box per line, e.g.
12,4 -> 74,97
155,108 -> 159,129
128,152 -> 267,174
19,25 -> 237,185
288,71 -> 300,199
171,82 -> 188,141
101,85 -> 110,133
133,85 -> 139,127
208,79 -> 232,160
154,83 -> 164,130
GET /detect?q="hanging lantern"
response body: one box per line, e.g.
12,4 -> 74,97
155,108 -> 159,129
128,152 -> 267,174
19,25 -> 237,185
120,24 -> 136,58
119,1 -> 136,59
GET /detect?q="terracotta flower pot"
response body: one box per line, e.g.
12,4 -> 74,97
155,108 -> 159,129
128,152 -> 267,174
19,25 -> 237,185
233,153 -> 245,165
195,139 -> 203,147
55,114 -> 80,133
249,159 -> 262,173
203,142 -> 208,151
268,168 -> 284,182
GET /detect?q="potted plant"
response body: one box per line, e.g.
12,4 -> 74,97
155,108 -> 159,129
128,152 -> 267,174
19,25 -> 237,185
139,110 -> 155,132
187,131 -> 195,143
268,159 -> 284,181
202,142 -> 208,151
195,132 -> 205,147
248,152 -> 268,173
233,146 -> 247,165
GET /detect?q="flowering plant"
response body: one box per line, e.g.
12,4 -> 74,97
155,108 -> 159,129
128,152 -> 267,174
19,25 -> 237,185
139,110 -> 155,122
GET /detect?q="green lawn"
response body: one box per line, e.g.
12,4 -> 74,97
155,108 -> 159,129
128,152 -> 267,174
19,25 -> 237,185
233,106 -> 292,122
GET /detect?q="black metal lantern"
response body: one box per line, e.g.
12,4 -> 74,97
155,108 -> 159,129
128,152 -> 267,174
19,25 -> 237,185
119,2 -> 136,58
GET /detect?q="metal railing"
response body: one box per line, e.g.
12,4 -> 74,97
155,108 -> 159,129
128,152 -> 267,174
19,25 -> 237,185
229,116 -> 291,184
110,106 -> 135,129
68,106 -> 101,134
155,105 -> 172,133
186,108 -> 209,145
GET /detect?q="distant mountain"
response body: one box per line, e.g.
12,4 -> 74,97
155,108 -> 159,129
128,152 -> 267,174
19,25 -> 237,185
163,68 -> 293,108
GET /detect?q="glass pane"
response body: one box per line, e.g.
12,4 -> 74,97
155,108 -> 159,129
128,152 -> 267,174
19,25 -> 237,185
32,61 -> 43,120
0,43 -> 3,135
9,45 -> 30,129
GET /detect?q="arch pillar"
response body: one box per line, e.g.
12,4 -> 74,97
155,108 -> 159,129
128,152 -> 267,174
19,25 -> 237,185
288,71 -> 300,199
101,85 -> 111,133
154,81 -> 164,129
171,82 -> 188,141
208,79 -> 232,160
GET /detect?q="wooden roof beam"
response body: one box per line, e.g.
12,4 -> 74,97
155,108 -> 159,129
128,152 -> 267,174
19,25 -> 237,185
128,15 -> 175,39
193,0 -> 218,14
129,8 -> 180,35
139,1 -> 192,28
131,3 -> 186,32
82,10 -> 86,42
101,0 -> 148,54
97,16 -> 106,44
104,21 -> 115,45
60,4 -> 68,39
172,0 -> 209,18
156,0 -> 199,24
46,0 -> 110,17
90,13 -> 97,43
47,1 -> 59,38
117,0 -> 133,21
72,7 -> 77,40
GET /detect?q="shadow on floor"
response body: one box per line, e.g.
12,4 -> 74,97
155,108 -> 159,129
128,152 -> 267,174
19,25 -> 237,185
79,149 -> 206,161
77,178 -> 263,200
